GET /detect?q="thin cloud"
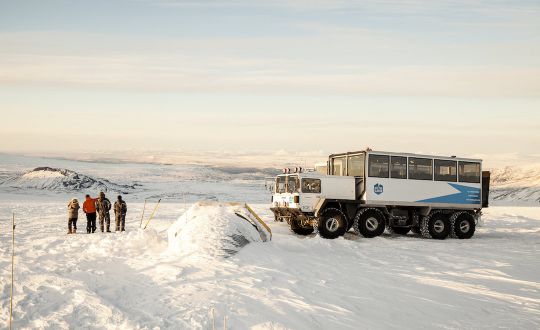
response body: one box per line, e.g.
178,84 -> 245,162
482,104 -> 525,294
1,51 -> 538,97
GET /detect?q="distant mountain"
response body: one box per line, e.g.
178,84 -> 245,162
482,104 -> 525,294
490,165 -> 540,203
0,167 -> 138,194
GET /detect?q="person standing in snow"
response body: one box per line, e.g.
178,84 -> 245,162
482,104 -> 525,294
83,194 -> 97,233
67,198 -> 80,234
95,191 -> 112,232
114,195 -> 127,232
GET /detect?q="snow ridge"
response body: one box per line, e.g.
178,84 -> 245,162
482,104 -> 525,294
1,167 -> 138,194
490,165 -> 540,203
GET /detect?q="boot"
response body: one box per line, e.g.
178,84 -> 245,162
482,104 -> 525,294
73,228 -> 76,234
68,228 -> 72,234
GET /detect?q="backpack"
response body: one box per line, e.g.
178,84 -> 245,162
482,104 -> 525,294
104,198 -> 111,211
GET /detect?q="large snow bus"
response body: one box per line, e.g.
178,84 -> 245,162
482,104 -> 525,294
270,149 -> 490,240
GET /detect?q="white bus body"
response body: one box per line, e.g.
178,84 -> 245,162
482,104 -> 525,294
271,149 -> 489,240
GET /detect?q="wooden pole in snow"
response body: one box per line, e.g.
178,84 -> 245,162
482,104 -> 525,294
9,213 -> 15,330
139,199 -> 147,228
211,308 -> 215,330
143,199 -> 161,230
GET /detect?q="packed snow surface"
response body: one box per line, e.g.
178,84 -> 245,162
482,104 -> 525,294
167,202 -> 265,258
1,200 -> 539,329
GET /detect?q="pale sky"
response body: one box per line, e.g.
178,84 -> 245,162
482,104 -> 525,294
0,0 -> 539,166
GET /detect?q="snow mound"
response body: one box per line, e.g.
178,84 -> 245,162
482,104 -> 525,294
167,202 -> 266,258
2,167 -> 138,194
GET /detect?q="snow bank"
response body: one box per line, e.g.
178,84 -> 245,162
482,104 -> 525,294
87,228 -> 165,257
167,202 -> 264,258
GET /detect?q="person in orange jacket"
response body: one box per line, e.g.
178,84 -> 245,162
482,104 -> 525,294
83,194 -> 97,233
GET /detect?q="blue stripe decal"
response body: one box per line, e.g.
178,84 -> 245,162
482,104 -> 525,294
416,183 -> 481,204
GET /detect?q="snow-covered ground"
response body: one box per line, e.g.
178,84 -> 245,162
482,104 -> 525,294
1,199 -> 539,329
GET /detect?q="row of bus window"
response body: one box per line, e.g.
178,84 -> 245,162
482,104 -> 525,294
275,175 -> 322,194
369,155 -> 481,183
331,154 -> 365,177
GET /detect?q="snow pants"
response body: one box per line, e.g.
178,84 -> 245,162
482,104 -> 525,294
99,212 -> 111,232
86,212 -> 96,233
115,213 -> 126,232
68,218 -> 77,232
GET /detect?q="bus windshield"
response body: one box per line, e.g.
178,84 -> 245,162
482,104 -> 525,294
276,176 -> 286,193
287,175 -> 299,193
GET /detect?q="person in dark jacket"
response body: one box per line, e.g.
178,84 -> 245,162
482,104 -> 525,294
67,198 -> 80,234
95,191 -> 111,232
114,195 -> 127,232
83,194 -> 97,233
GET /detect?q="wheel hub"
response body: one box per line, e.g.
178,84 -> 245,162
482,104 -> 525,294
366,217 -> 379,231
325,217 -> 339,232
433,219 -> 445,233
459,220 -> 470,233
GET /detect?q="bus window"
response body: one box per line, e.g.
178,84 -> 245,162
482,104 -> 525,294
331,157 -> 346,176
347,154 -> 365,177
276,176 -> 286,193
409,157 -> 433,180
301,178 -> 321,193
390,156 -> 407,179
434,160 -> 457,182
459,162 -> 481,183
368,154 -> 389,178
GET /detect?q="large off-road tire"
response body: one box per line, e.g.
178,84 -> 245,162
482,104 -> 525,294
354,208 -> 386,238
388,226 -> 411,235
450,212 -> 476,239
420,212 -> 450,239
290,220 -> 314,236
317,208 -> 348,239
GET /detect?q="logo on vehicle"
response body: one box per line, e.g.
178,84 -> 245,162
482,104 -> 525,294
374,183 -> 384,195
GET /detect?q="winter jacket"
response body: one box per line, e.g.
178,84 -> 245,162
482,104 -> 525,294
114,200 -> 127,215
96,197 -> 111,216
83,197 -> 97,213
68,200 -> 80,219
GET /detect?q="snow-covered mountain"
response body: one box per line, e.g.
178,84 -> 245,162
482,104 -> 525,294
489,164 -> 540,203
0,167 -> 138,194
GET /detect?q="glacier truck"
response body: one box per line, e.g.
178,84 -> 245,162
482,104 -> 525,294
270,150 -> 490,239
